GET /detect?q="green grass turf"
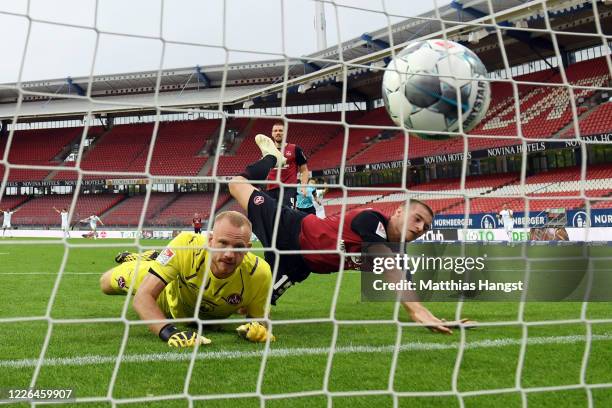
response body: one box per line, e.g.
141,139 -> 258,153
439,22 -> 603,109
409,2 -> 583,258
0,238 -> 611,407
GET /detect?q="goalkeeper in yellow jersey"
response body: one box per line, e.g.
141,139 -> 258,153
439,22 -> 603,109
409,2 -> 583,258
100,211 -> 274,347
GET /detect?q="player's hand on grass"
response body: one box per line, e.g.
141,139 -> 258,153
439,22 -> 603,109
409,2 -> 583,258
236,322 -> 275,343
409,306 -> 475,335
159,324 -> 212,347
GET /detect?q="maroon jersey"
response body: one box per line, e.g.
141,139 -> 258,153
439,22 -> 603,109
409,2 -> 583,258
192,217 -> 202,228
298,208 -> 389,273
266,143 -> 307,190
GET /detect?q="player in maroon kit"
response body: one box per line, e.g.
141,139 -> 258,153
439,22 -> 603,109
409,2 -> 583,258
192,213 -> 203,234
229,135 -> 466,334
264,122 -> 309,208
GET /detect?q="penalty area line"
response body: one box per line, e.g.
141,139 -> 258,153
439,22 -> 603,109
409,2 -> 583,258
1,333 -> 611,369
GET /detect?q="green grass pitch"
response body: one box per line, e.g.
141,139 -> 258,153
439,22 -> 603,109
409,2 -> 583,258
0,238 -> 611,407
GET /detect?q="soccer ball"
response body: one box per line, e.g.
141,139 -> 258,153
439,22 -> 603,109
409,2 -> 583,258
382,39 -> 491,140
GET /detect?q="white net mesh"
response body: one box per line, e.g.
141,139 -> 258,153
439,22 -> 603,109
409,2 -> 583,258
1,0 -> 612,406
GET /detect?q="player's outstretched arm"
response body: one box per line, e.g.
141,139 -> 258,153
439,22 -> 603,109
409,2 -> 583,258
401,301 -> 470,335
299,164 -> 309,195
368,243 -> 469,335
133,273 -> 210,347
235,262 -> 275,342
133,273 -> 169,335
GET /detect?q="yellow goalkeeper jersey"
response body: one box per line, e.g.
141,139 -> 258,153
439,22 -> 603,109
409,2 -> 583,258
111,232 -> 272,319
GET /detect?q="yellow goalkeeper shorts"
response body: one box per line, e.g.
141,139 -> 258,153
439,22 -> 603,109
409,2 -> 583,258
108,260 -> 172,316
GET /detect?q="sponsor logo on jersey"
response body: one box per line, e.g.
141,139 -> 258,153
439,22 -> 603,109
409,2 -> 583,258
254,195 -> 265,205
375,221 -> 387,239
347,255 -> 362,270
117,276 -> 127,289
156,248 -> 175,265
226,293 -> 242,305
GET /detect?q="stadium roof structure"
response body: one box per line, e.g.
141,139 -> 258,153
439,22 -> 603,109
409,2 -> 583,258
0,0 -> 610,122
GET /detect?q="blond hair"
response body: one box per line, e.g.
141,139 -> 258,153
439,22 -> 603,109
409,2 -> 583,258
214,211 -> 252,231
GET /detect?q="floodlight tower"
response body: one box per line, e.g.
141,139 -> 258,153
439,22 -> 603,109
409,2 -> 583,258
314,0 -> 327,51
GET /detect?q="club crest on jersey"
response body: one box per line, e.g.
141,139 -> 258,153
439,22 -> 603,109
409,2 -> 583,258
253,195 -> 265,205
156,248 -> 175,265
375,221 -> 387,239
226,293 -> 242,305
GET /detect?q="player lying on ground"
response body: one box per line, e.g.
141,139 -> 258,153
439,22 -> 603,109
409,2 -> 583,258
229,135 -> 470,334
80,214 -> 104,239
100,211 -> 274,347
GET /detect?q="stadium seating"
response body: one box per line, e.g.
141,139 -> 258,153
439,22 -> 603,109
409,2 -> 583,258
432,164 -> 612,214
213,115 -> 344,176
317,166 -> 612,217
563,102 -> 612,137
340,58 -> 612,167
308,109 -> 394,171
101,193 -> 178,226
0,195 -> 30,210
471,58 -> 610,139
150,192 -> 231,226
11,194 -> 124,226
4,57 -> 611,224
0,127 -> 86,181
150,120 -> 219,176
220,199 -> 247,215
52,121 -> 218,180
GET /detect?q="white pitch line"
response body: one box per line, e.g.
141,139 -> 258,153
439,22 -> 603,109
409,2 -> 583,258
1,333 -> 610,370
0,272 -> 100,275
0,269 -> 600,276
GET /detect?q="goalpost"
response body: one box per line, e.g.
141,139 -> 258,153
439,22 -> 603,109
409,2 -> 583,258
1,0 -> 611,406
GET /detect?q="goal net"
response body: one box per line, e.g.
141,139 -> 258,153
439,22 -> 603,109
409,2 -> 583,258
1,0 -> 611,406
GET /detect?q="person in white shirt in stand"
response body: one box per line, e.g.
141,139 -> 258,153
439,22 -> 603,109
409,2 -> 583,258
497,204 -> 514,241
80,214 -> 104,239
1,207 -> 18,238
53,207 -> 70,238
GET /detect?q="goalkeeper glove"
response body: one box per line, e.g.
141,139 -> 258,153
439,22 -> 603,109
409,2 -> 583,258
236,322 -> 275,343
158,324 -> 211,347
115,250 -> 160,264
